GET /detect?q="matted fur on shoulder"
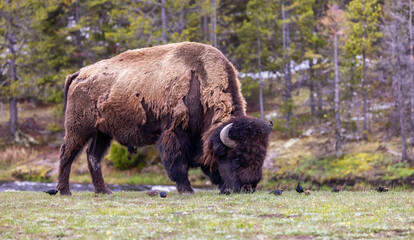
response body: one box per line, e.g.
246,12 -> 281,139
67,42 -> 244,126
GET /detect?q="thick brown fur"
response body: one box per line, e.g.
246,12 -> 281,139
57,42 -> 271,195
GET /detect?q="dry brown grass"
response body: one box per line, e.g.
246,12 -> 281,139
0,146 -> 37,165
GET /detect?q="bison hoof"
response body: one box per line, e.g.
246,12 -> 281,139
181,190 -> 194,195
95,188 -> 113,195
59,190 -> 72,196
220,189 -> 231,195
176,185 -> 194,195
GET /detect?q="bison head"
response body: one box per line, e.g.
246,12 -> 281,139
210,117 -> 272,194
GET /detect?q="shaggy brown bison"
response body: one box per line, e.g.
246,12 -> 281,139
57,42 -> 272,195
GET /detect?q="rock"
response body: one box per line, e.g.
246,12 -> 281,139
332,187 -> 340,192
303,128 -> 314,137
146,190 -> 159,197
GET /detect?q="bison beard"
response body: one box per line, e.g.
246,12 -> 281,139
56,42 -> 272,195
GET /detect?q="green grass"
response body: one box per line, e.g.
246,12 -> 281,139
0,191 -> 413,239
70,172 -> 174,186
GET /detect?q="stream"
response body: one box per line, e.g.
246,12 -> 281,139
0,181 -> 179,192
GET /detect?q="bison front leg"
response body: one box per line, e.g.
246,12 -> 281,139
86,132 -> 113,194
157,130 -> 194,195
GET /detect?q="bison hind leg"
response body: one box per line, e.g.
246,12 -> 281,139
57,133 -> 92,195
86,131 -> 113,194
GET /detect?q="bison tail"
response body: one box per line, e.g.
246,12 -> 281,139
63,71 -> 79,116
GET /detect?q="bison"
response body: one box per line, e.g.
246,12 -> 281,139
57,42 -> 272,195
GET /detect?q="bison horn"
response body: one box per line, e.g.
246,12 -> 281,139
220,123 -> 237,148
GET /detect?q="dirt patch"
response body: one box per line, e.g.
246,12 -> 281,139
271,173 -> 414,189
279,235 -> 315,240
372,229 -> 411,238
258,213 -> 300,218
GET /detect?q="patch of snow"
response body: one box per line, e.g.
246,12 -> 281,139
238,60 -> 313,80
303,128 -> 314,137
149,185 -> 177,192
372,103 -> 394,111
265,111 -> 277,120
283,138 -> 299,149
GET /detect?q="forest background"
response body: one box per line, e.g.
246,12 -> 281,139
0,0 -> 413,189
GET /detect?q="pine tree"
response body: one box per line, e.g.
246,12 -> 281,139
321,4 -> 346,158
0,0 -> 37,139
235,0 -> 279,119
345,0 -> 382,140
382,0 -> 411,162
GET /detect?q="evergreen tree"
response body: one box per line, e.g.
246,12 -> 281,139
382,0 -> 412,162
235,0 -> 279,119
321,4 -> 346,157
345,0 -> 382,140
0,0 -> 37,139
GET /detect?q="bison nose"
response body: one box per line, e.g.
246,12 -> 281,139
241,184 -> 254,194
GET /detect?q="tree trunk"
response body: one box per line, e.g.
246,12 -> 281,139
393,28 -> 408,162
0,102 -> 3,123
5,2 -> 18,137
9,97 -> 18,137
362,48 -> 368,140
74,0 -> 84,68
409,0 -> 414,146
396,58 -> 408,162
203,15 -> 208,42
355,91 -> 361,142
316,65 -> 323,115
210,0 -> 217,47
282,0 -> 292,129
161,0 -> 168,43
257,21 -> 264,120
309,60 -> 315,116
334,34 -> 341,158
179,9 -> 185,34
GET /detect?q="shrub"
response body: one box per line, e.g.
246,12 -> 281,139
46,123 -> 62,133
106,142 -> 151,170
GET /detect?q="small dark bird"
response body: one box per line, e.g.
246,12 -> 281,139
332,187 -> 340,192
296,182 -> 304,193
146,190 -> 159,197
305,190 -> 311,195
44,189 -> 58,195
160,191 -> 167,198
269,189 -> 283,195
376,186 -> 388,192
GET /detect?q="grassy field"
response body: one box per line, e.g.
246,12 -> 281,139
0,191 -> 413,239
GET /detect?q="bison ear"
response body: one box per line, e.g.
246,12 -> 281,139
212,137 -> 228,157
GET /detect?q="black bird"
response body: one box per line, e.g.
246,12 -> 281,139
332,187 -> 340,192
160,191 -> 167,198
296,182 -> 304,193
376,186 -> 388,192
269,189 -> 283,195
44,189 -> 58,195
